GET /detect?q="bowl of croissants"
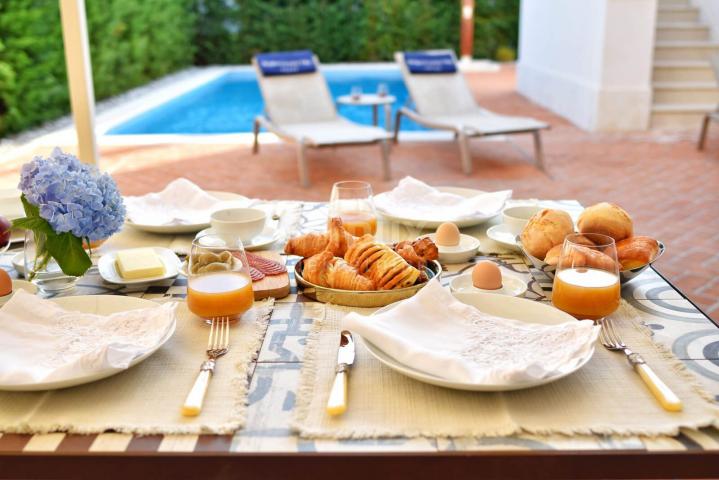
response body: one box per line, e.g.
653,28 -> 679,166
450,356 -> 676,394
284,218 -> 441,307
517,202 -> 664,284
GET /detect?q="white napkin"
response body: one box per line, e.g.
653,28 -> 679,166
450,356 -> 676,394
342,280 -> 599,385
124,178 -> 248,226
0,290 -> 177,385
374,176 -> 511,222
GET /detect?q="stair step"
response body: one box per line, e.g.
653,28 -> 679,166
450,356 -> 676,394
653,82 -> 719,103
657,6 -> 699,22
658,0 -> 689,5
654,41 -> 719,60
651,103 -> 715,128
656,22 -> 710,41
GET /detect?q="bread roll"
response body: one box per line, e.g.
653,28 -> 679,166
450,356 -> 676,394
520,209 -> 574,260
616,236 -> 659,270
578,202 -> 633,241
557,245 -> 618,272
544,244 -> 563,266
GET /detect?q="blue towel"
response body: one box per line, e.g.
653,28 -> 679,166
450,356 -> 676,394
404,51 -> 457,74
256,50 -> 317,76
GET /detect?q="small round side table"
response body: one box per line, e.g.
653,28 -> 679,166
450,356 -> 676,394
336,94 -> 397,132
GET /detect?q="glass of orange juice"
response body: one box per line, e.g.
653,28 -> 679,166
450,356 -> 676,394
551,233 -> 620,321
187,233 -> 254,323
329,181 -> 378,236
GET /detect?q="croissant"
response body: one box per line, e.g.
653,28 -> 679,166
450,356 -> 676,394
284,218 -> 356,257
302,251 -> 374,290
616,236 -> 659,270
393,237 -> 439,269
345,235 -> 420,290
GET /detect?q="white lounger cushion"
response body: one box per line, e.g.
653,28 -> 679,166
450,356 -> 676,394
280,118 -> 390,146
428,112 -> 547,135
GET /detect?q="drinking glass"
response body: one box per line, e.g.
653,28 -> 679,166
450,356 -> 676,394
377,82 -> 389,98
551,233 -> 620,321
351,85 -> 362,101
329,181 -> 378,236
187,233 -> 254,323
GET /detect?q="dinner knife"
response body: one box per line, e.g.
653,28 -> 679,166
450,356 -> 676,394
326,330 -> 355,416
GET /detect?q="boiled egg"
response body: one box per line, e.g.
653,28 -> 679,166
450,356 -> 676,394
435,222 -> 460,247
471,261 -> 502,290
0,268 -> 12,297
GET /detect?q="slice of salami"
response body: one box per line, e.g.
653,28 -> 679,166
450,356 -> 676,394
245,252 -> 286,276
249,266 -> 265,282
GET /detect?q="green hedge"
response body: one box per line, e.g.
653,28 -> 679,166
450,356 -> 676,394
0,0 -> 518,137
0,0 -> 195,137
194,0 -> 519,65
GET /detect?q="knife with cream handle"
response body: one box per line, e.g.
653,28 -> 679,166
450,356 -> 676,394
326,330 -> 355,416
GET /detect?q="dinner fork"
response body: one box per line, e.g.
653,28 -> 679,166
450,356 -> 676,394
599,317 -> 682,412
182,317 -> 230,416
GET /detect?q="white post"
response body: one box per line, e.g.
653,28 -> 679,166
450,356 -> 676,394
59,0 -> 99,165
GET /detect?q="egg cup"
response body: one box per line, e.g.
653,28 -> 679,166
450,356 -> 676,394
426,233 -> 480,264
450,272 -> 527,297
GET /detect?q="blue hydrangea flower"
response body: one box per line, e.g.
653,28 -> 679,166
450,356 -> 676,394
18,148 -> 126,241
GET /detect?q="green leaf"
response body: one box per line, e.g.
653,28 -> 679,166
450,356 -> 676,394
20,194 -> 40,218
45,231 -> 92,277
11,215 -> 53,234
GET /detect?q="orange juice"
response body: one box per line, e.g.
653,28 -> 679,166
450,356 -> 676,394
339,211 -> 377,236
187,272 -> 254,319
552,268 -> 620,320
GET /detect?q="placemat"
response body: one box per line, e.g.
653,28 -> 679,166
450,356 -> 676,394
0,299 -> 273,435
293,300 -> 719,439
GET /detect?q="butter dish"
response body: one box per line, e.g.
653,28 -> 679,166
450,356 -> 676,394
98,247 -> 181,285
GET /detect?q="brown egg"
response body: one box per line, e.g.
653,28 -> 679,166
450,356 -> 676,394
471,261 -> 502,290
435,222 -> 460,246
0,268 -> 12,297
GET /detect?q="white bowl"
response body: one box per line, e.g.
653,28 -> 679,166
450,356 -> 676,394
502,205 -> 544,236
426,233 -> 480,264
210,207 -> 266,243
450,272 -> 527,297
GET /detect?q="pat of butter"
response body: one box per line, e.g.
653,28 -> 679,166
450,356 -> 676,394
115,248 -> 165,280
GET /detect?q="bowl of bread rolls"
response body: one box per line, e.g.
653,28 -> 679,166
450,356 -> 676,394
518,202 -> 664,284
285,218 -> 441,307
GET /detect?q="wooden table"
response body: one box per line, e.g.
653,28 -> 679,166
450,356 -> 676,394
1,200 -> 718,479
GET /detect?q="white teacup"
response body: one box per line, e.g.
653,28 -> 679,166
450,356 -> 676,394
210,208 -> 266,243
502,206 -> 544,236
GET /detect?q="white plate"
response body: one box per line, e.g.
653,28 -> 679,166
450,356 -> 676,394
362,292 -> 594,392
196,224 -> 283,251
374,186 -> 501,229
449,273 -> 527,297
125,191 -> 250,234
0,295 -> 175,391
98,248 -> 181,285
486,224 -> 520,250
0,280 -> 38,306
11,252 -> 24,276
426,233 -> 480,264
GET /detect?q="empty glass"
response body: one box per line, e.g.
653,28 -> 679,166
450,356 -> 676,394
351,85 -> 362,101
377,83 -> 389,97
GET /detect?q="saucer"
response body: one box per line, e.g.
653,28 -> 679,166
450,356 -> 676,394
449,272 -> 527,297
98,248 -> 181,285
0,280 -> 39,306
486,224 -> 520,250
196,224 -> 282,251
426,233 -> 480,264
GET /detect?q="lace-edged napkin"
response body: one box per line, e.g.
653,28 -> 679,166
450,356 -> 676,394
342,280 -> 599,385
0,290 -> 177,385
124,178 -> 248,226
374,176 -> 511,222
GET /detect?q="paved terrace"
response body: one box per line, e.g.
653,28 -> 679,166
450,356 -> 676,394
1,65 -> 717,321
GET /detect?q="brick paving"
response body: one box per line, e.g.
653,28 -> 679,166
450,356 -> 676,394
2,65 -> 718,320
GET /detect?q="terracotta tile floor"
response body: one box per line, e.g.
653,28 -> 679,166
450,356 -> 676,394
3,65 -> 719,320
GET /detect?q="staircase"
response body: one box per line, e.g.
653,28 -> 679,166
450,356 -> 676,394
651,0 -> 719,129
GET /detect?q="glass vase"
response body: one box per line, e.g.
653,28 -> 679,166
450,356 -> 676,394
24,230 -> 78,294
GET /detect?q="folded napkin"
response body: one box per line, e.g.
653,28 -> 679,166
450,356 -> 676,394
0,290 -> 177,385
374,176 -> 511,222
342,280 -> 599,385
124,178 -> 248,226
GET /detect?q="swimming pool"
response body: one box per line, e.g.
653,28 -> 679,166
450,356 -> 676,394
107,68 -> 426,135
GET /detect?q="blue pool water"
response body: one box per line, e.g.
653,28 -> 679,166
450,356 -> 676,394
107,69 -> 426,134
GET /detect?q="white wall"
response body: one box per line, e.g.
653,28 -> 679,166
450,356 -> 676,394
692,0 -> 719,40
517,0 -> 656,131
